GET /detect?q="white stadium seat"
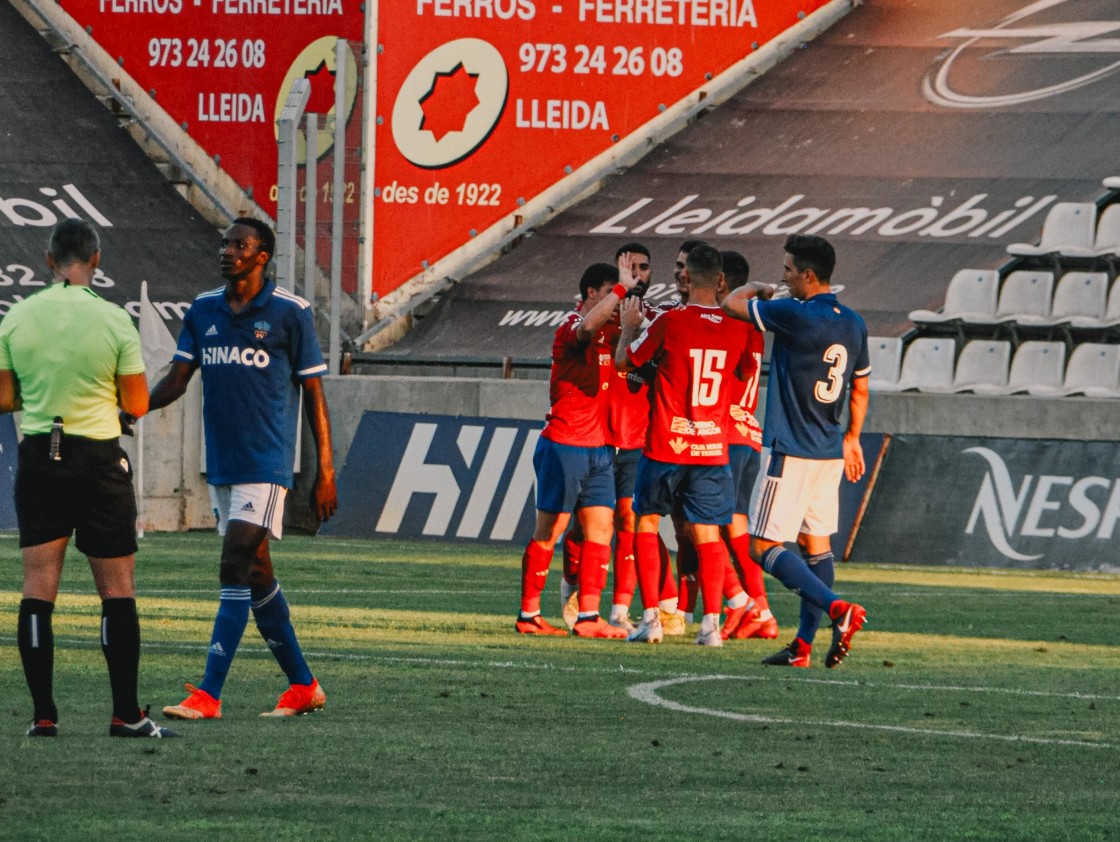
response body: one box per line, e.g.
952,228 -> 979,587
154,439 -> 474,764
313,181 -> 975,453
1006,202 -> 1096,260
973,341 -> 1066,396
1021,271 -> 1108,327
1029,342 -> 1120,398
893,337 -> 956,392
920,339 -> 1010,394
867,336 -> 903,391
975,270 -> 1054,326
1088,204 -> 1120,260
908,269 -> 999,325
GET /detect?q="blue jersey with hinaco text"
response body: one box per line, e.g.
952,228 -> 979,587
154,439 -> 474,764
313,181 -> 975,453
173,280 -> 327,487
747,292 -> 869,460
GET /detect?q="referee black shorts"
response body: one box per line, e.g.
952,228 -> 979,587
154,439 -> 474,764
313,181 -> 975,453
15,434 -> 138,558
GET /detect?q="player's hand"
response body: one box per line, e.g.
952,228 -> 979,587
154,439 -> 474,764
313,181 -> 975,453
616,252 -> 638,293
312,471 -> 338,521
843,434 -> 865,483
619,295 -> 645,330
119,411 -> 137,437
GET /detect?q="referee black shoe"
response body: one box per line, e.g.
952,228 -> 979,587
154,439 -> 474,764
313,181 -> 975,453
27,719 -> 58,737
761,639 -> 812,668
110,713 -> 179,738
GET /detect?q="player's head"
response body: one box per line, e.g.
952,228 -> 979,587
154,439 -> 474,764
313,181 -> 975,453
579,262 -> 619,301
48,218 -> 100,268
674,239 -> 707,298
615,241 -> 651,297
221,218 -> 274,282
720,249 -> 750,291
684,243 -> 723,291
783,234 -> 835,283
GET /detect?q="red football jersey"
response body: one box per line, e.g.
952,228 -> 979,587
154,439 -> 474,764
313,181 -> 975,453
727,326 -> 764,450
541,310 -> 613,447
626,305 -> 752,464
603,319 -> 651,450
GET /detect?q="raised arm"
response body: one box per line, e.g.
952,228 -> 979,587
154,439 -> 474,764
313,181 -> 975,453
576,252 -> 639,343
720,282 -> 771,322
614,296 -> 646,372
843,375 -> 870,483
302,376 -> 338,522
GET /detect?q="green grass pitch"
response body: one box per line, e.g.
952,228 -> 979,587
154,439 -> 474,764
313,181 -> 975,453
1,531 -> 1118,841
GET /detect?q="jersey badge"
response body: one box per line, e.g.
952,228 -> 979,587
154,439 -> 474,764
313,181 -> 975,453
253,321 -> 271,340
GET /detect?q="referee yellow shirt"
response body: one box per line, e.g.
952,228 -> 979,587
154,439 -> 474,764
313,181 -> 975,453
0,283 -> 144,440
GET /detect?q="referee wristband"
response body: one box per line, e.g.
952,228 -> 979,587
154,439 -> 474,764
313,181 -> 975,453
611,283 -> 627,299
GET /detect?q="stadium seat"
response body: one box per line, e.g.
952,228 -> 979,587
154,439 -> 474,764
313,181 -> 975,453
867,336 -> 903,391
973,341 -> 1066,395
908,269 -> 999,325
1029,342 -> 1120,398
971,270 -> 1054,326
892,337 -> 956,392
920,339 -> 1011,394
1020,271 -> 1108,327
1088,203 -> 1120,260
1067,277 -> 1120,331
1006,202 -> 1096,261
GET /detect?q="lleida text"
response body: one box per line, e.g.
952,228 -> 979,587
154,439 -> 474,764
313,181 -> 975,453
198,92 -> 266,122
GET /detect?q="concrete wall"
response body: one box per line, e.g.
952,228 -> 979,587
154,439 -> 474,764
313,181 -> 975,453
136,374 -> 1119,532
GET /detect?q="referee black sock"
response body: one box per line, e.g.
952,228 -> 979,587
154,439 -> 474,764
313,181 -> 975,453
100,598 -> 142,723
18,598 -> 58,723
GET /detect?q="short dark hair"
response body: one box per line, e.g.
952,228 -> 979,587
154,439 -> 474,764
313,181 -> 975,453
232,217 -> 276,264
784,234 -> 835,282
685,244 -> 722,289
678,239 -> 708,255
579,262 -> 619,300
48,218 -> 99,266
614,241 -> 650,261
720,250 -> 750,290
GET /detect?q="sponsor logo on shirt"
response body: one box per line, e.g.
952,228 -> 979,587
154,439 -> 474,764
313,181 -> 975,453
670,417 -> 721,436
202,346 -> 271,368
205,325 -> 219,336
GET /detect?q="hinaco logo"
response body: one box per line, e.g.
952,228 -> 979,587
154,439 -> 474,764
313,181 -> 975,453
963,446 -> 1120,561
924,0 -> 1120,109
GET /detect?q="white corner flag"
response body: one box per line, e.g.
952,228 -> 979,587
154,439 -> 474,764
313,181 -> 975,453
136,281 -> 179,537
138,281 -> 178,383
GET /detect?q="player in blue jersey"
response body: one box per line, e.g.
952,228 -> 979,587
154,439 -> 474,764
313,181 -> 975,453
721,234 -> 869,668
148,218 -> 338,719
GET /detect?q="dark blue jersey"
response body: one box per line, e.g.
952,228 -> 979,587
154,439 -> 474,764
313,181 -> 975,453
173,280 -> 327,487
748,292 -> 870,460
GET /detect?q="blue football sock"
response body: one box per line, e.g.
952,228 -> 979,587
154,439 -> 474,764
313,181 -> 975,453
199,586 -> 251,699
796,551 -> 835,645
761,546 -> 839,615
252,582 -> 313,686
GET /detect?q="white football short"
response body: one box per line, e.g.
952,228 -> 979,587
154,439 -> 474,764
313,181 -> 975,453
747,448 -> 843,543
209,483 -> 286,540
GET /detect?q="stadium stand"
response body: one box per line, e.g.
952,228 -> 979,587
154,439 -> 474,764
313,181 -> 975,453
920,339 -> 1011,395
908,269 -> 999,327
1006,202 -> 1097,266
984,270 -> 1055,328
881,337 -> 956,393
1019,271 -> 1108,329
973,341 -> 1066,397
1028,343 -> 1120,399
867,336 -> 903,391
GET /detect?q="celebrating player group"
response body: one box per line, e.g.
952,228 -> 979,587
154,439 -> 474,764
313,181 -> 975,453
516,234 -> 870,668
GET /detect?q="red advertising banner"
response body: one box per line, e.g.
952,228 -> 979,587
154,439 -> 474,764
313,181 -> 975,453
373,0 -> 829,297
55,0 -> 364,289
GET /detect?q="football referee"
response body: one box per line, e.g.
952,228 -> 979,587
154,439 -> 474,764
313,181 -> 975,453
0,218 -> 176,738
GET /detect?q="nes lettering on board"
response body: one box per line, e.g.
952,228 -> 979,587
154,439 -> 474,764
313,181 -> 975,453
853,436 -> 1120,571
324,411 -> 542,544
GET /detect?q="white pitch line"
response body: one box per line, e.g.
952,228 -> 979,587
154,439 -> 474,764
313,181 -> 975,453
3,635 -> 1118,704
628,675 -> 1116,750
40,588 -> 493,596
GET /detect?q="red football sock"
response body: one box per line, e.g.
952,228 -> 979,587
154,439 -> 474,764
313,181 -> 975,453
696,541 -> 729,618
730,534 -> 767,602
520,541 -> 554,614
577,541 -> 611,613
612,531 -> 637,605
658,536 -> 679,602
722,552 -> 745,600
562,533 -> 582,586
678,573 -> 698,614
635,532 -> 661,611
